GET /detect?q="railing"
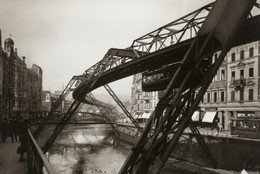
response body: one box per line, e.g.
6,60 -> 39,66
27,130 -> 56,174
233,78 -> 247,86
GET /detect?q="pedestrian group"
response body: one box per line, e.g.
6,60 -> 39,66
0,116 -> 28,162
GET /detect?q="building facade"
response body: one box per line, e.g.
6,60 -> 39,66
0,37 -> 15,120
200,41 -> 260,131
41,90 -> 52,111
131,41 -> 260,131
131,73 -> 159,119
12,46 -> 43,118
0,32 -> 43,120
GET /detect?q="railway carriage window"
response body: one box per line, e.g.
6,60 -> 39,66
237,121 -> 242,127
147,76 -> 152,82
243,121 -> 248,128
248,121 -> 256,129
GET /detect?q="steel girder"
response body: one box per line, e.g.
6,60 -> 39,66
72,3 -> 215,102
104,84 -> 142,132
41,92 -> 119,153
118,1 -> 257,173
73,1 -> 260,103
42,99 -> 81,153
33,75 -> 84,139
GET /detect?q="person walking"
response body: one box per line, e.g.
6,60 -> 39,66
1,118 -> 8,142
217,121 -> 222,135
9,117 -> 17,143
17,118 -> 28,162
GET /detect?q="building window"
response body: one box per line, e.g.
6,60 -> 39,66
213,92 -> 217,102
240,90 -> 244,101
249,47 -> 254,57
231,71 -> 235,80
221,70 -> 225,80
207,93 -> 210,103
249,89 -> 254,101
240,50 -> 244,59
231,53 -> 235,62
145,101 -> 150,109
221,91 -> 224,102
231,91 -> 235,101
249,67 -> 254,77
240,69 -> 244,79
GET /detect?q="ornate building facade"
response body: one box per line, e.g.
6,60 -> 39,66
200,41 -> 260,131
0,31 -> 43,120
0,34 -> 15,119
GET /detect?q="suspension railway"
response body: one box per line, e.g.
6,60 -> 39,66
30,0 -> 260,174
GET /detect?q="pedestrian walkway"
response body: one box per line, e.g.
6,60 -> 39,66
0,135 -> 27,174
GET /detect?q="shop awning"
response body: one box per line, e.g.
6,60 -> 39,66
140,112 -> 150,119
202,111 -> 217,123
191,111 -> 200,121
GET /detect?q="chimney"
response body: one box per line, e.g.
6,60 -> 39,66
22,56 -> 26,63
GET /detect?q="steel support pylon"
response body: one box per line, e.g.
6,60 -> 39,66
119,1 -> 256,173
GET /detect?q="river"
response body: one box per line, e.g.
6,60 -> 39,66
44,124 -> 128,174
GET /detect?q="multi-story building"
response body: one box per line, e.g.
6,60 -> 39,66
0,37 -> 15,120
0,34 -> 43,119
41,90 -> 52,111
12,49 -> 43,119
131,41 -> 260,131
200,41 -> 260,131
0,32 -> 3,119
131,73 -> 159,120
50,91 -> 64,112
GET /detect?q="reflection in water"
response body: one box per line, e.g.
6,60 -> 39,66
46,125 -> 127,174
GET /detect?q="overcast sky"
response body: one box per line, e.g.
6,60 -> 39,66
0,0 -> 213,95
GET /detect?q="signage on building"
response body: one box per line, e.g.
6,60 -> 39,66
46,93 -> 50,102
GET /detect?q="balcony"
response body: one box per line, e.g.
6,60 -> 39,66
231,78 -> 246,90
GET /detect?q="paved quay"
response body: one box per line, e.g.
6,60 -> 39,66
0,135 -> 27,174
